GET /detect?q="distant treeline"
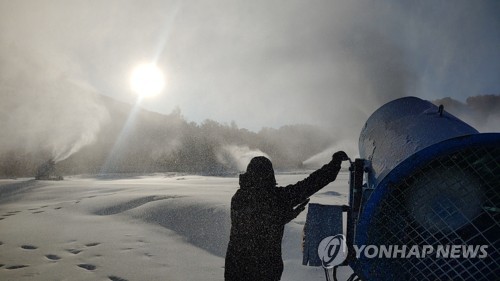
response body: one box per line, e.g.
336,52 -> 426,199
3,93 -> 499,178
0,96 -> 336,177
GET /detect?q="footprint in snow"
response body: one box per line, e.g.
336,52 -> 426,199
21,245 -> 38,250
109,276 -> 128,281
6,265 -> 29,270
85,242 -> 100,247
45,254 -> 61,261
77,263 -> 96,271
66,248 -> 82,254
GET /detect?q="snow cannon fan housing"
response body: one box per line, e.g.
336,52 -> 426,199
353,97 -> 500,280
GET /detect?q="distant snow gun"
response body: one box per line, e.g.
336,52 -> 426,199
35,159 -> 63,180
302,97 -> 500,281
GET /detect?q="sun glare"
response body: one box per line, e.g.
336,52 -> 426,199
130,63 -> 165,98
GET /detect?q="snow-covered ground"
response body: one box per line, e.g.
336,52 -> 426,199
0,171 -> 352,281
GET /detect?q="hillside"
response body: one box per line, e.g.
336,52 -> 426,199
0,93 -> 336,177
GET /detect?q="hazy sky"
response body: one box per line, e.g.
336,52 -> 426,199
1,0 -> 499,133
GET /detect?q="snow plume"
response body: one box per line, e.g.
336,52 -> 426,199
217,145 -> 269,172
433,95 -> 500,132
304,94 -> 500,168
0,44 -> 109,163
302,139 -> 358,168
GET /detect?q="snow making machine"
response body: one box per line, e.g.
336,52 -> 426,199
303,97 -> 500,281
35,159 -> 63,180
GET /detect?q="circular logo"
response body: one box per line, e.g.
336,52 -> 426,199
317,234 -> 348,268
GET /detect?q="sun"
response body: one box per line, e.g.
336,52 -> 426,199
130,63 -> 165,98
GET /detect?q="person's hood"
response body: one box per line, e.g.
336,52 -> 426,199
239,156 -> 276,189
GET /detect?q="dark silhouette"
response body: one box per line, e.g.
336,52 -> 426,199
224,151 -> 348,281
35,159 -> 63,180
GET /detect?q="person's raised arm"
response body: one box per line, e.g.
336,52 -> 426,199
279,151 -> 348,206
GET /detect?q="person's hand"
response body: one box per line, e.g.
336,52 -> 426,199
331,151 -> 349,165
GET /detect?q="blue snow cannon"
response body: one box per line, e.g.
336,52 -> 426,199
304,96 -> 500,281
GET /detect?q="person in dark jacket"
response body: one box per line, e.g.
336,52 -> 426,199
224,151 -> 349,281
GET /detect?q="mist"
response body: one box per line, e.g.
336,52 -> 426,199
434,95 -> 500,133
0,44 -> 109,166
0,1 -> 499,176
217,145 -> 269,172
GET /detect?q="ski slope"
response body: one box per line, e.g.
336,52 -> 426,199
0,172 -> 351,281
